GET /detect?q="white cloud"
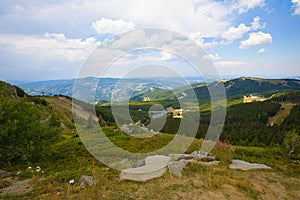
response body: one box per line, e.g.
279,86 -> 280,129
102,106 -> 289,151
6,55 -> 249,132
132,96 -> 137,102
160,51 -> 173,61
188,32 -> 220,49
257,48 -> 266,54
239,31 -> 272,49
251,16 -> 266,30
202,53 -> 221,61
0,33 -> 100,61
222,23 -> 251,41
1,1 -> 265,40
221,16 -> 266,42
92,18 -> 135,35
232,0 -> 265,14
291,0 -> 300,15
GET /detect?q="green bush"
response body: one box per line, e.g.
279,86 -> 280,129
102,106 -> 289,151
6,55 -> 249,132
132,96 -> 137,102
0,97 -> 61,167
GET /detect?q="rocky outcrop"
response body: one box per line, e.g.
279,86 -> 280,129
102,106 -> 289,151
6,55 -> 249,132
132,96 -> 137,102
119,152 -> 220,182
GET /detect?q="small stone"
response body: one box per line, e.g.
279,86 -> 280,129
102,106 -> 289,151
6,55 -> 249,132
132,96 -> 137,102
79,175 -> 95,189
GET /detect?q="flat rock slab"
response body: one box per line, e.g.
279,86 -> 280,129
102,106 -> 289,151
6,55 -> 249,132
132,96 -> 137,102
0,179 -> 32,197
230,160 -> 272,171
120,155 -> 170,182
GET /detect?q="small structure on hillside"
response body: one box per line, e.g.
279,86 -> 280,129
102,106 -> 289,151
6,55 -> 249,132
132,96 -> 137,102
143,97 -> 150,102
166,106 -> 183,119
173,109 -> 183,119
243,94 -> 267,103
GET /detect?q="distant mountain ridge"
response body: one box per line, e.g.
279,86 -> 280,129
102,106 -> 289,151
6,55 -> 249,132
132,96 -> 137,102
131,77 -> 300,102
18,77 -> 300,103
19,77 -> 203,102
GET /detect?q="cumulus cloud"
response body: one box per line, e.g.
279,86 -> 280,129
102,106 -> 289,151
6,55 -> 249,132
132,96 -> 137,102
1,0 -> 266,40
291,0 -> 300,15
239,31 -> 272,49
0,0 -> 272,80
232,0 -> 265,14
92,18 -> 135,35
202,53 -> 221,61
188,32 -> 220,49
0,33 -> 100,61
251,16 -> 266,30
257,48 -> 266,54
222,23 -> 251,41
221,16 -> 266,42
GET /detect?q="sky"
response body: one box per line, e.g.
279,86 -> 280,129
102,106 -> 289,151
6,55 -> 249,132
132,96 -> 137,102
0,0 -> 300,82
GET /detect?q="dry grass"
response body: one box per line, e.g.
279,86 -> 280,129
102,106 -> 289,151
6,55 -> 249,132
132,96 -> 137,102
10,161 -> 297,200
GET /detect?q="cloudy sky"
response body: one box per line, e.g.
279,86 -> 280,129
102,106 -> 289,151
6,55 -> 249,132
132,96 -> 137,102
0,0 -> 299,82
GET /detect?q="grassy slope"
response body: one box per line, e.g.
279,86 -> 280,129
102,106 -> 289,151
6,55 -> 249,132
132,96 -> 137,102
1,92 -> 300,199
268,102 -> 295,126
3,129 -> 300,200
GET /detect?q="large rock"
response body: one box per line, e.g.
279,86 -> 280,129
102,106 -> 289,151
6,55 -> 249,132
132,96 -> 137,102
229,160 -> 272,171
79,175 -> 95,189
168,160 -> 192,177
0,170 -> 13,178
120,155 -> 170,182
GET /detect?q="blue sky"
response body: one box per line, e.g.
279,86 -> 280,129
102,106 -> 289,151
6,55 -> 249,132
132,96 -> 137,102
0,0 -> 299,82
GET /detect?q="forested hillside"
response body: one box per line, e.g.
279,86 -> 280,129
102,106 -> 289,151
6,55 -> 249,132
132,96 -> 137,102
131,77 -> 300,102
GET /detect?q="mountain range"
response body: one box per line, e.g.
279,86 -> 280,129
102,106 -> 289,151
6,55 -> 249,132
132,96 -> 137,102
18,77 -> 300,103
